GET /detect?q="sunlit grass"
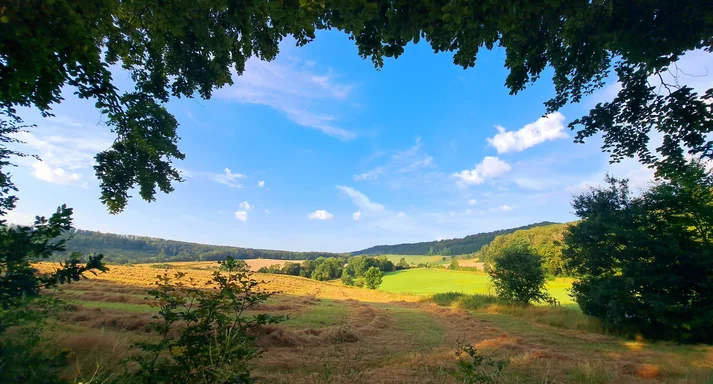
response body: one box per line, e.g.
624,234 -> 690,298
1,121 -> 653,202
379,268 -> 574,305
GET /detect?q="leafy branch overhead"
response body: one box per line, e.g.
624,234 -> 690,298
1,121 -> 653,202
1,0 -> 712,211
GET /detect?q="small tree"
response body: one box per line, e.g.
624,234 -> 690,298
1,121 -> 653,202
396,257 -> 410,270
123,257 -> 283,383
488,244 -> 552,305
449,259 -> 460,270
341,269 -> 355,286
364,267 -> 383,290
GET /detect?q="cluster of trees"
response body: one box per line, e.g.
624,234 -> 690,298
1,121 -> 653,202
480,224 -> 569,276
564,163 -> 713,343
57,229 -> 343,264
257,255 -> 404,289
486,162 -> 713,343
353,222 -> 556,256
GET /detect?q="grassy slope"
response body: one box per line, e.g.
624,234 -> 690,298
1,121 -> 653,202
379,268 -> 575,305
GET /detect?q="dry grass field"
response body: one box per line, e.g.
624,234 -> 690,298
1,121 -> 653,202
34,262 -> 713,383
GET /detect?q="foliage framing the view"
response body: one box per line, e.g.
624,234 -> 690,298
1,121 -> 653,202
0,205 -> 106,383
563,163 -> 713,342
2,2 -> 712,212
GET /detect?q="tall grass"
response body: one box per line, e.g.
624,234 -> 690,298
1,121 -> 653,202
426,292 -> 608,335
426,292 -> 501,310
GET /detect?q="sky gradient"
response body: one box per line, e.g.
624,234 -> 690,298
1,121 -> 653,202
6,32 -> 713,252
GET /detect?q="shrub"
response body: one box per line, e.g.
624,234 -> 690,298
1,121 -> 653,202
341,270 -> 355,286
488,243 -> 553,305
150,263 -> 172,269
444,342 -> 506,384
395,257 -> 410,270
428,292 -> 501,310
353,277 -> 365,288
121,257 -> 284,383
364,267 -> 383,289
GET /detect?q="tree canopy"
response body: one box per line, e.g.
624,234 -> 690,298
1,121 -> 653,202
2,1 -> 712,212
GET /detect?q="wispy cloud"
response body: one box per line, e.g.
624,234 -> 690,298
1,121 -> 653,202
216,55 -> 357,140
308,210 -> 334,221
213,168 -> 246,188
352,211 -> 361,220
487,113 -> 567,154
337,186 -> 385,213
454,156 -> 512,186
257,180 -> 265,188
353,137 -> 436,184
14,115 -> 112,186
489,205 -> 514,212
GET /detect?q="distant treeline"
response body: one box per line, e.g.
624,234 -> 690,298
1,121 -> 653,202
258,255 -> 408,288
56,229 -> 345,264
351,221 -> 558,256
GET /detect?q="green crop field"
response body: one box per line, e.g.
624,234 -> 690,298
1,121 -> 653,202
380,254 -> 452,265
378,268 -> 575,304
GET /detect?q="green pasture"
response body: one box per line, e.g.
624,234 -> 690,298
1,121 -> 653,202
378,268 -> 575,304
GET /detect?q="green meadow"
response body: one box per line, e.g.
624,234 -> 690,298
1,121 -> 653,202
378,268 -> 575,305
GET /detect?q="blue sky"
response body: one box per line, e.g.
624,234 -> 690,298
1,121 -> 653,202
6,33 -> 713,252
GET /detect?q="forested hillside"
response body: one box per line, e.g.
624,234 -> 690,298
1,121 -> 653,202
352,222 -> 558,256
58,229 -> 344,264
479,223 -> 570,275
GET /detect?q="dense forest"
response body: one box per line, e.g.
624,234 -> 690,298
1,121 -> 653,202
57,229 -> 345,264
352,222 -> 557,256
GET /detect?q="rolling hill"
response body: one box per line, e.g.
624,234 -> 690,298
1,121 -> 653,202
351,221 -> 558,256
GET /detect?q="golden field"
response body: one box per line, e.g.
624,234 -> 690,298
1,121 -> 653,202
34,262 -> 713,383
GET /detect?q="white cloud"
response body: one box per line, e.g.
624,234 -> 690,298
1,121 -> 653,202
264,209 -> 270,214
31,162 -> 81,185
487,113 -> 567,154
308,210 -> 334,221
13,116 -> 112,186
234,211 -> 248,222
336,186 -> 385,212
454,156 -> 512,186
489,205 -> 514,212
258,180 -> 265,188
214,168 -> 246,188
395,211 -> 407,218
465,209 -> 473,215
215,54 -> 356,140
352,211 -> 362,220
239,201 -> 252,211
468,199 -> 477,205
